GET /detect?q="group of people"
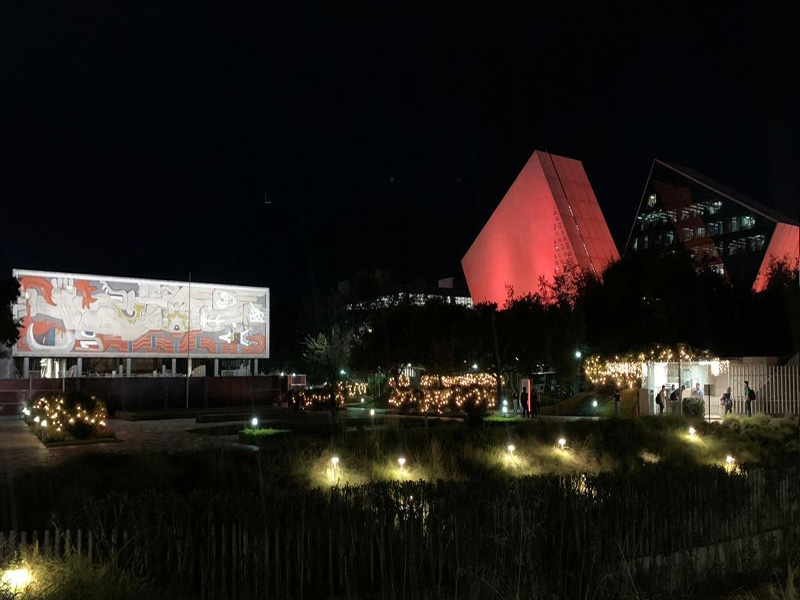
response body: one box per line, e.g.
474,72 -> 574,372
654,383 -> 688,415
719,380 -> 755,417
655,380 -> 755,417
516,386 -> 540,418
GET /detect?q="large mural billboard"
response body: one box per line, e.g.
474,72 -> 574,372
12,270 -> 269,358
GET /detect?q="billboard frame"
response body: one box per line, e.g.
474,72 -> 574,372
12,269 -> 270,359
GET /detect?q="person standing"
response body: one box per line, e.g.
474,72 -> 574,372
721,387 -> 733,416
521,386 -> 530,418
744,380 -> 753,417
614,388 -> 621,416
531,387 -> 540,418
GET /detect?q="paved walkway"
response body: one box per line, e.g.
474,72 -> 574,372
0,417 -> 245,481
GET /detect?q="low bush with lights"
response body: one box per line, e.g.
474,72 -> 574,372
24,391 -> 114,444
295,380 -> 368,410
388,372 -> 499,417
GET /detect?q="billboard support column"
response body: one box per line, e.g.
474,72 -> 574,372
172,358 -> 177,377
76,358 -> 83,377
185,272 -> 191,409
214,359 -> 219,377
22,357 -> 29,379
126,358 -> 131,377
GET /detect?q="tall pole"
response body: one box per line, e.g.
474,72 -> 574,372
186,272 -> 191,408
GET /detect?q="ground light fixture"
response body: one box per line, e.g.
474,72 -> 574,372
360,397 -> 365,403
592,400 -> 598,408
369,409 -> 375,416
1,567 -> 33,593
398,457 -> 406,469
558,438 -> 567,450
251,417 -> 259,428
726,455 -> 735,465
41,419 -> 48,428
33,415 -> 40,423
507,444 -> 515,455
688,426 -> 696,436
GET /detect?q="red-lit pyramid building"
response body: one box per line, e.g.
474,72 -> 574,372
461,150 -> 619,305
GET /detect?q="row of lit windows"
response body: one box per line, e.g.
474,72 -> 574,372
646,194 -> 724,218
638,211 -> 757,235
631,234 -> 765,253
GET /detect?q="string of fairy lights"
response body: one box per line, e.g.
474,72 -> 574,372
27,395 -> 108,434
583,345 -> 728,388
298,380 -> 370,410
389,373 -> 501,415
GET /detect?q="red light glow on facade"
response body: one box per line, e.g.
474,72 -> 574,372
461,151 -> 619,305
753,222 -> 800,292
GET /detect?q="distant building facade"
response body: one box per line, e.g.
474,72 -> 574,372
344,277 -> 473,311
461,150 -> 619,305
625,160 -> 799,290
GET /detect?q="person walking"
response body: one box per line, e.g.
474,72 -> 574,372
744,380 -> 753,417
614,388 -> 621,416
656,385 -> 666,415
521,386 -> 530,418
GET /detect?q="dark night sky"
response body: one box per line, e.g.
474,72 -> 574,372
2,3 -> 798,301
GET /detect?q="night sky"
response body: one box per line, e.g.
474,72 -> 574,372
2,3 -> 797,301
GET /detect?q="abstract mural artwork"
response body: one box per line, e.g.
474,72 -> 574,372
12,270 -> 269,357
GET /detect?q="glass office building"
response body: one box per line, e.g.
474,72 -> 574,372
625,160 -> 799,290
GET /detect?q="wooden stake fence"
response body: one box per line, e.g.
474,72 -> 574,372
1,466 -> 798,599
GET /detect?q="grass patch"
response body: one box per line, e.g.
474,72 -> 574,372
2,415 -> 797,531
541,388 -> 639,417
1,552 -> 197,600
240,427 -> 290,437
237,427 -> 291,446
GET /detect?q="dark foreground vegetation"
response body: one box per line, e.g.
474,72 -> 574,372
2,416 -> 799,599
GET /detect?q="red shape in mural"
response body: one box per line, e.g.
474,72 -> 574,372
461,150 -> 619,306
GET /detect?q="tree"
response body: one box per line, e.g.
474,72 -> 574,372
0,277 -> 21,354
302,328 -> 351,384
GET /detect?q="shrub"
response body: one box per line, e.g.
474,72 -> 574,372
682,396 -> 705,418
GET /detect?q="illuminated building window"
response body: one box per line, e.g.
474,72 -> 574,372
682,228 -> 693,241
665,231 -> 674,245
697,227 -> 705,238
730,217 -> 739,233
631,237 -> 638,251
711,264 -> 725,276
708,222 -> 722,236
647,194 -> 657,207
708,200 -> 722,215
742,215 -> 756,229
748,235 -> 765,251
728,239 -> 745,256
642,235 -> 649,250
